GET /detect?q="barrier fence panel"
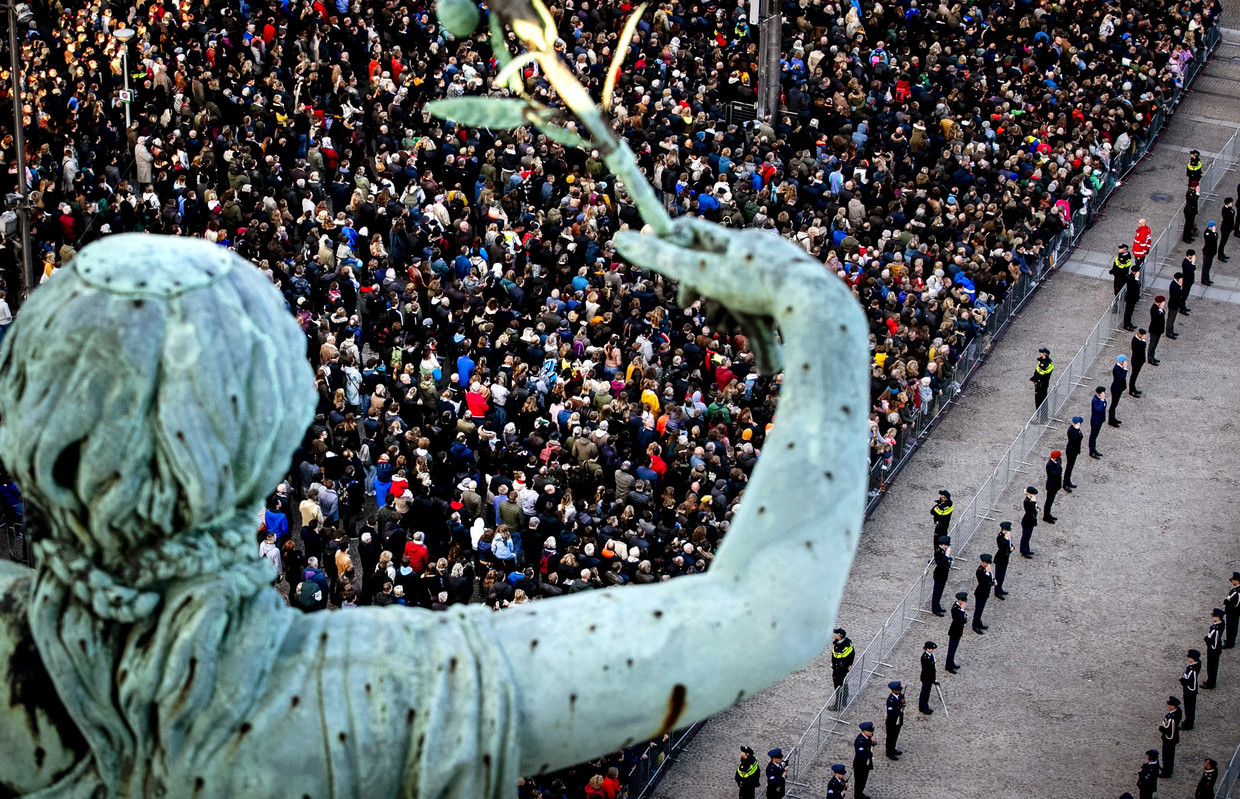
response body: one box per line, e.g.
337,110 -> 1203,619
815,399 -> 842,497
1217,742 -> 1240,799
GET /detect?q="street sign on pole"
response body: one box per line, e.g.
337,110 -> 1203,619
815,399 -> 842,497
118,89 -> 132,104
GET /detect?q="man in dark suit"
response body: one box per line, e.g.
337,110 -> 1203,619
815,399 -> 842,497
994,522 -> 1013,597
1148,297 -> 1166,364
1109,355 -> 1128,426
1222,197 -> 1235,260
930,536 -> 952,616
1181,253 -> 1196,314
1130,329 -> 1147,397
1064,417 -> 1083,490
918,641 -> 937,714
1043,451 -> 1062,522
1167,275 -> 1185,338
1019,486 -> 1039,557
1202,224 -> 1218,285
1122,265 -> 1142,331
945,592 -> 968,672
1089,387 -> 1107,458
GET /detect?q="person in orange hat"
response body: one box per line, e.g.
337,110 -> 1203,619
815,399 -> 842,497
1044,450 -> 1062,524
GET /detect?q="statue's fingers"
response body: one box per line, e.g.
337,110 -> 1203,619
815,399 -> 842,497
612,229 -> 703,284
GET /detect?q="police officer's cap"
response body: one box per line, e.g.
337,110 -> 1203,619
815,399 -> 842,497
1167,696 -> 1181,707
1037,347 -> 1049,355
924,641 -> 937,649
741,745 -> 755,757
834,627 -> 846,636
859,722 -> 874,731
1146,749 -> 1159,759
1026,485 -> 1038,494
937,535 -> 951,544
999,521 -> 1012,530
1072,416 -> 1083,424
1232,571 -> 1240,581
1118,243 -> 1129,250
980,553 -> 993,563
1213,608 -> 1224,617
1191,149 -> 1200,156
1188,649 -> 1201,660
955,591 -> 968,600
939,489 -> 951,499
831,764 -> 847,774
768,748 -> 783,759
888,680 -> 902,690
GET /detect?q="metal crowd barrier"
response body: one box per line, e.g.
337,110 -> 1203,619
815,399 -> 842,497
783,27 -> 1229,792
1217,741 -> 1240,798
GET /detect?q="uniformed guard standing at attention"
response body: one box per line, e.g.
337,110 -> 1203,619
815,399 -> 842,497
1204,609 -> 1224,689
1138,750 -> 1160,799
830,628 -> 855,709
1180,649 -> 1201,730
931,490 -> 953,547
764,749 -> 786,799
853,722 -> 876,799
1148,297 -> 1166,365
1187,149 -> 1204,187
1109,355 -> 1128,427
1089,387 -> 1107,458
1110,244 -> 1134,295
1159,696 -> 1181,777
1202,222 -> 1219,285
1064,417 -> 1083,491
946,591 -> 968,673
736,746 -> 761,799
1195,758 -> 1218,799
1224,571 -> 1240,648
918,641 -> 938,714
931,536 -> 952,616
1184,185 -> 1200,243
1123,264 -> 1142,331
1019,486 -> 1039,558
1031,347 -> 1054,419
994,523 -> 1013,599
884,682 -> 905,760
1129,329 -> 1147,398
1043,451 -> 1062,523
973,554 -> 995,633
825,764 -> 848,799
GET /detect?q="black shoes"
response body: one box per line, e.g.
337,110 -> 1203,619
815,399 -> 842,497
1108,421 -> 1121,428
933,608 -> 946,617
1063,486 -> 1073,493
1043,516 -> 1057,524
1167,332 -> 1179,339
1065,481 -> 1077,489
1123,324 -> 1136,331
1130,390 -> 1142,398
919,706 -> 934,715
1149,358 -> 1160,365
1203,280 -> 1214,286
945,666 -> 959,674
1089,452 -> 1102,459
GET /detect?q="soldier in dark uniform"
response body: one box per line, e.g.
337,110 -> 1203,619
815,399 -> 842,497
1222,197 -> 1236,259
830,628 -> 855,709
884,682 -> 905,759
1183,185 -> 1199,243
1148,298 -> 1165,365
735,746 -> 761,799
1204,608 -> 1224,689
764,749 -> 786,798
1138,749 -> 1160,799
1181,251 -> 1197,313
918,641 -> 937,714
1030,347 -> 1053,418
946,591 -> 968,673
994,523 -> 1013,598
1224,572 -> 1240,648
931,490 -> 953,547
1160,696 -> 1181,777
1019,486 -> 1039,558
973,554 -> 995,633
1089,388 -> 1107,458
1129,329 -> 1147,398
1180,649 -> 1201,730
1168,276 -> 1185,339
853,722 -> 875,799
1195,758 -> 1218,799
1202,222 -> 1218,285
1122,264 -> 1142,331
931,535 -> 952,616
1064,417 -> 1083,491
1043,451 -> 1062,523
1109,355 -> 1128,427
825,764 -> 848,799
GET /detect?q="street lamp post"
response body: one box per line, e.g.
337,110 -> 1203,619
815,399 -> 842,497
7,2 -> 33,301
114,27 -> 135,131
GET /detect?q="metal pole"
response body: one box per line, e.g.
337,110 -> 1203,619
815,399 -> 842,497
755,0 -> 781,120
122,49 -> 130,130
7,3 -> 32,299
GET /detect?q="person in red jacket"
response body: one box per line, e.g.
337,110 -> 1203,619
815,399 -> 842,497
1133,218 -> 1152,265
404,531 -> 429,573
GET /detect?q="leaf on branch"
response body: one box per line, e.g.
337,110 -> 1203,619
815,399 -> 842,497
427,97 -> 533,129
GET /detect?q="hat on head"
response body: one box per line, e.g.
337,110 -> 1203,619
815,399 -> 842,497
1146,749 -> 1159,759
937,535 -> 951,545
1038,347 -> 1049,355
1155,295 -> 1166,303
1167,696 -> 1181,707
924,641 -> 937,649
1000,521 -> 1012,530
768,749 -> 783,759
1072,416 -> 1083,424
1117,354 -> 1127,362
955,591 -> 968,601
831,764 -> 847,774
1188,649 -> 1201,659
834,628 -> 846,636
939,489 -> 951,499
1051,450 -> 1061,459
1026,486 -> 1038,494
888,681 -> 902,690
980,553 -> 993,563
1213,608 -> 1225,617
741,746 -> 755,757
1231,572 -> 1240,581
859,722 -> 874,731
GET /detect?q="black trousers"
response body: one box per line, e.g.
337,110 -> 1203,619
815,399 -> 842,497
1183,689 -> 1197,729
1108,392 -> 1122,424
995,562 -> 1008,593
1064,451 -> 1079,484
946,635 -> 962,669
973,593 -> 989,629
832,667 -> 850,708
1205,648 -> 1221,687
1044,487 -> 1059,518
1129,361 -> 1144,393
931,579 -> 946,613
1203,252 -> 1215,283
1020,523 -> 1035,556
885,719 -> 901,755
1167,306 -> 1179,336
853,763 -> 871,797
1161,739 -> 1176,776
918,681 -> 933,711
1089,423 -> 1101,456
1221,226 -> 1232,257
1149,332 -> 1161,361
1226,609 -> 1238,647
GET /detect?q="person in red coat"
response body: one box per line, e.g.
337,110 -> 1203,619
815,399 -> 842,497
1133,218 -> 1152,265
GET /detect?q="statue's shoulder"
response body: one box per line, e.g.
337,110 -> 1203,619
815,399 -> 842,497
0,566 -> 91,794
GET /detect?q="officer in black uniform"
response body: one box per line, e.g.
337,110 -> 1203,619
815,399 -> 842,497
1122,264 -> 1142,330
1044,451 -> 1062,523
931,490 -> 953,547
853,722 -> 875,799
1109,355 -> 1128,427
1110,244 -> 1134,295
918,641 -> 937,714
1184,185 -> 1200,243
1187,149 -> 1204,187
735,746 -> 761,799
1180,649 -> 1201,730
994,522 -> 1013,598
1203,221 -> 1218,285
825,764 -> 848,799
884,682 -> 905,759
830,628 -> 855,709
764,749 -> 786,798
1204,608 -> 1224,689
1196,758 -> 1218,799
1064,417 -> 1083,491
931,536 -> 952,615
973,554 -> 995,633
1020,486 -> 1039,558
1030,347 -> 1053,418
1224,571 -> 1240,648
946,591 -> 968,673
1160,696 -> 1181,777
1129,329 -> 1147,398
1138,749 -> 1160,799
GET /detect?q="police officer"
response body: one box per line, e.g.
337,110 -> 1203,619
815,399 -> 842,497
1031,347 -> 1053,417
1129,329 -> 1147,398
1138,749 -> 1160,799
931,490 -> 953,546
1019,486 -> 1039,558
884,682 -> 905,760
931,535 -> 952,616
1224,571 -> 1240,648
1089,387 -> 1107,458
1109,355 -> 1128,427
1064,417 -> 1083,491
830,628 -> 855,709
994,522 -> 1013,598
1160,696 -> 1181,777
765,749 -> 786,798
853,722 -> 875,799
1044,451 -> 1062,523
1180,649 -> 1201,730
918,641 -> 937,714
825,764 -> 848,799
946,591 -> 968,673
735,746 -> 761,799
1187,149 -> 1204,187
1204,608 -> 1224,689
1184,185 -> 1200,243
973,554 -> 994,634
1110,244 -> 1134,295
1196,758 -> 1219,799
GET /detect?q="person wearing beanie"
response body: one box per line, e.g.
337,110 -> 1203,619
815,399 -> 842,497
1044,451 -> 1062,523
1064,418 -> 1084,491
1089,387 -> 1108,459
946,591 -> 969,673
1180,650 -> 1201,730
1159,696 -> 1182,777
1138,749 -> 1160,799
1148,296 -> 1166,365
972,554 -> 995,633
1129,328 -> 1147,398
1204,608 -> 1225,689
1224,572 -> 1240,648
1020,486 -> 1039,558
1109,355 -> 1128,427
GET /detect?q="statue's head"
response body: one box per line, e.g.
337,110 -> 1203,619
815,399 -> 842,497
0,234 -> 315,590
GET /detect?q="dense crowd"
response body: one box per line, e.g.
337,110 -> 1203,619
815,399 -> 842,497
0,0 -> 1221,793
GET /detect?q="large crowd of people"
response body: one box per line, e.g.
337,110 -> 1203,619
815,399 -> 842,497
0,0 -> 1221,794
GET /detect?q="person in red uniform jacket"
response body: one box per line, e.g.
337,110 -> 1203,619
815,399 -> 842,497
1133,218 -> 1152,266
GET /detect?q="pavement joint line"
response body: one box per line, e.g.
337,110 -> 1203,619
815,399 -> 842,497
1187,115 -> 1240,128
